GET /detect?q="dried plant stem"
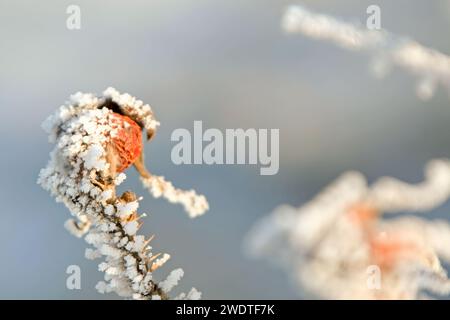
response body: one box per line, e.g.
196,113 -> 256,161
134,153 -> 152,179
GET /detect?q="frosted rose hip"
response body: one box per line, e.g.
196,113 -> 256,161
109,113 -> 142,172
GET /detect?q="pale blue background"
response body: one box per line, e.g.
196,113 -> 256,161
1,0 -> 450,299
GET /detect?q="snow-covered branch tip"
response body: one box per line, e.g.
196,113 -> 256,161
245,159 -> 450,299
38,87 -> 208,299
282,5 -> 450,100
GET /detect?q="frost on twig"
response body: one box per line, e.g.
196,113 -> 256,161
134,154 -> 209,219
282,5 -> 450,100
38,88 -> 207,299
245,159 -> 450,299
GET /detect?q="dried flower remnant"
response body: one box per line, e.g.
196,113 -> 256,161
38,88 -> 208,299
245,159 -> 450,299
282,5 -> 450,100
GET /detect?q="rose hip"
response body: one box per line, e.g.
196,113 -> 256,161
109,113 -> 142,172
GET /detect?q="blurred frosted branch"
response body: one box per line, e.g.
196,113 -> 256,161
283,5 -> 450,100
370,159 -> 450,212
245,159 -> 450,299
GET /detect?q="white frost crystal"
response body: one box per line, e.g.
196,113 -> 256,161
103,87 -> 160,135
38,88 -> 204,299
117,201 -> 139,219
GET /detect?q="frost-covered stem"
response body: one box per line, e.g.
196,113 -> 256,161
39,88 -> 204,300
94,177 -> 169,299
136,153 -> 209,219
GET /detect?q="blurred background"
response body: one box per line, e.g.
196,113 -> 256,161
1,0 -> 450,299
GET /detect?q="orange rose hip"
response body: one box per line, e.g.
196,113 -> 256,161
109,113 -> 143,172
